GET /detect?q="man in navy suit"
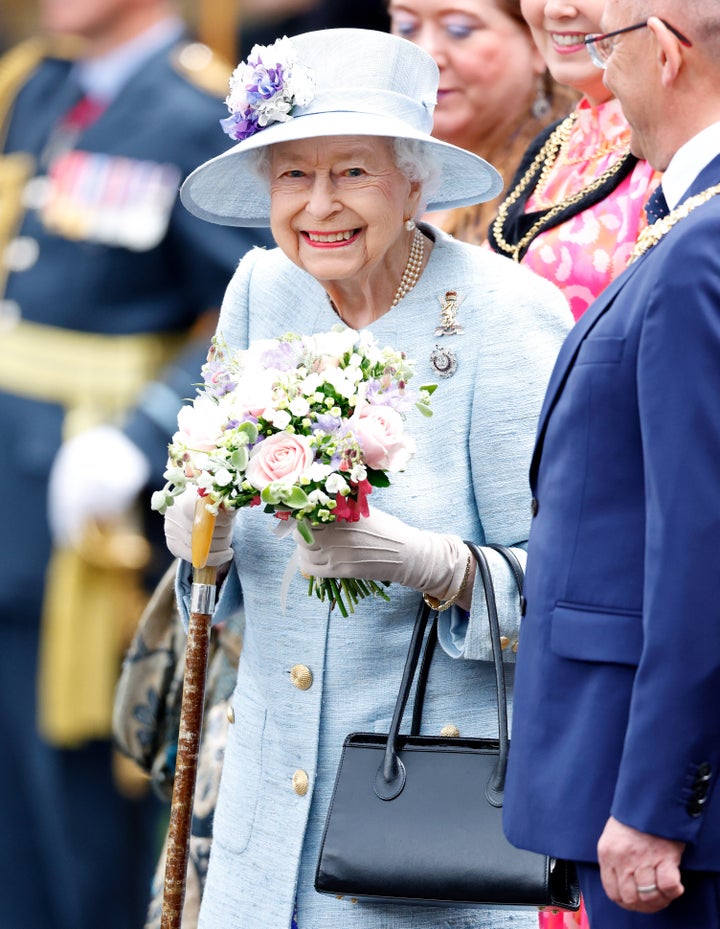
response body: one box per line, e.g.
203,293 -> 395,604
503,2 -> 720,926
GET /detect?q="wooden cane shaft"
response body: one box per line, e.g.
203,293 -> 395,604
160,496 -> 220,927
160,603 -> 213,929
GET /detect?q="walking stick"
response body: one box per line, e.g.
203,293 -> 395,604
160,497 -> 217,929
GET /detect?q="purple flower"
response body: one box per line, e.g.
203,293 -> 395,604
365,381 -> 415,412
312,413 -> 343,434
259,341 -> 297,371
245,63 -> 285,102
203,360 -> 238,398
220,109 -> 261,142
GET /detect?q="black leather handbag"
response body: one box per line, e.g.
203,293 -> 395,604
315,541 -> 580,910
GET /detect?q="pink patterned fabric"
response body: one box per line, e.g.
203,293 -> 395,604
523,97 -> 660,320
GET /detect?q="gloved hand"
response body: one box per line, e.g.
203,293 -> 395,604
164,489 -> 237,566
294,507 -> 470,603
48,425 -> 151,546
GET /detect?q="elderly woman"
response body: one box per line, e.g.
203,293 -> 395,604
165,27 -> 572,929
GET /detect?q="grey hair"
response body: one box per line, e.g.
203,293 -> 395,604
244,137 -> 442,216
391,138 -> 441,217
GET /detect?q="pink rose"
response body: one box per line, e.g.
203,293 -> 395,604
246,432 -> 314,490
353,405 -> 415,471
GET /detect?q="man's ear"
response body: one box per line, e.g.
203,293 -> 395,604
647,16 -> 683,88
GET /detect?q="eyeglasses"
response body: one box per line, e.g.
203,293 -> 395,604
584,19 -> 692,69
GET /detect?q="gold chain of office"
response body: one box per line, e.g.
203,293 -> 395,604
491,113 -> 634,262
628,183 -> 720,261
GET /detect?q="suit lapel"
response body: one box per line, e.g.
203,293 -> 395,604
529,255 -> 642,488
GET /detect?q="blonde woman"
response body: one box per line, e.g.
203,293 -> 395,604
389,0 -> 576,241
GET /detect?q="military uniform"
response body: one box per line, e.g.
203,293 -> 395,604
0,25 -> 270,929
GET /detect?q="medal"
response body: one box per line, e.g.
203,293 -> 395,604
430,344 -> 458,378
430,289 -> 463,376
434,289 -> 465,336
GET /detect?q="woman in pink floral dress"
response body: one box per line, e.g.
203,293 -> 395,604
489,1 -> 660,925
487,0 -> 660,321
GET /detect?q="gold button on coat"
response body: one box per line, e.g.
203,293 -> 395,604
226,705 -> 235,724
290,664 -> 313,690
292,769 -> 309,796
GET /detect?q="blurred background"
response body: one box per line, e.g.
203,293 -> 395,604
0,0 -> 390,63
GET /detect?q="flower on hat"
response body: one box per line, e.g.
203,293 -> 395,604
220,36 -> 315,142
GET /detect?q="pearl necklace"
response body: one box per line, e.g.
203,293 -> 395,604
390,226 -> 425,307
328,226 -> 426,323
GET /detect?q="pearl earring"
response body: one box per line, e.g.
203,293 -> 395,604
405,218 -> 415,232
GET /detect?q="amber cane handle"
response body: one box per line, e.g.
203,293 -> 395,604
160,498 -> 217,929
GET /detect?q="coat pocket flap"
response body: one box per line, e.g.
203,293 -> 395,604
576,336 -> 625,365
550,603 -> 642,665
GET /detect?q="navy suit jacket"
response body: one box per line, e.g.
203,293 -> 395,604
504,153 -> 720,870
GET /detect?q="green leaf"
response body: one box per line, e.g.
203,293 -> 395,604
281,485 -> 310,508
296,518 -> 315,545
260,485 -> 280,505
366,468 -> 391,488
230,447 -> 248,469
415,401 -> 433,418
237,421 -> 259,443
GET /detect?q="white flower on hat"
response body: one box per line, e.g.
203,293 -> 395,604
221,36 -> 315,141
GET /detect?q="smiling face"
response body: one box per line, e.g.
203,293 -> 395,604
268,136 -> 421,303
520,0 -> 611,103
389,0 -> 545,153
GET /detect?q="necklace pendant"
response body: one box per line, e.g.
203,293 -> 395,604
434,290 -> 465,336
430,344 -> 458,378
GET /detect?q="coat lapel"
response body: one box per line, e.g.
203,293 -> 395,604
529,253 -> 642,488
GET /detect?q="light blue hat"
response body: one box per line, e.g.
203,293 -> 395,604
180,28 -> 503,227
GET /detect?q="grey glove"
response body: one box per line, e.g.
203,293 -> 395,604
294,507 -> 470,602
164,490 -> 236,567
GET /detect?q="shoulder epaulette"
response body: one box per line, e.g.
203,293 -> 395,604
171,42 -> 232,99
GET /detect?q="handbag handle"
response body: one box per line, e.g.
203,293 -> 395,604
410,543 -> 524,738
376,542 -> 524,807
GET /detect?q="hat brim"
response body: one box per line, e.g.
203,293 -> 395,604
180,111 -> 503,227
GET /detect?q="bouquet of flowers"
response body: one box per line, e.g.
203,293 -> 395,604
152,326 -> 434,615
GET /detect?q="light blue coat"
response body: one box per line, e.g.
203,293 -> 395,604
177,225 -> 572,929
